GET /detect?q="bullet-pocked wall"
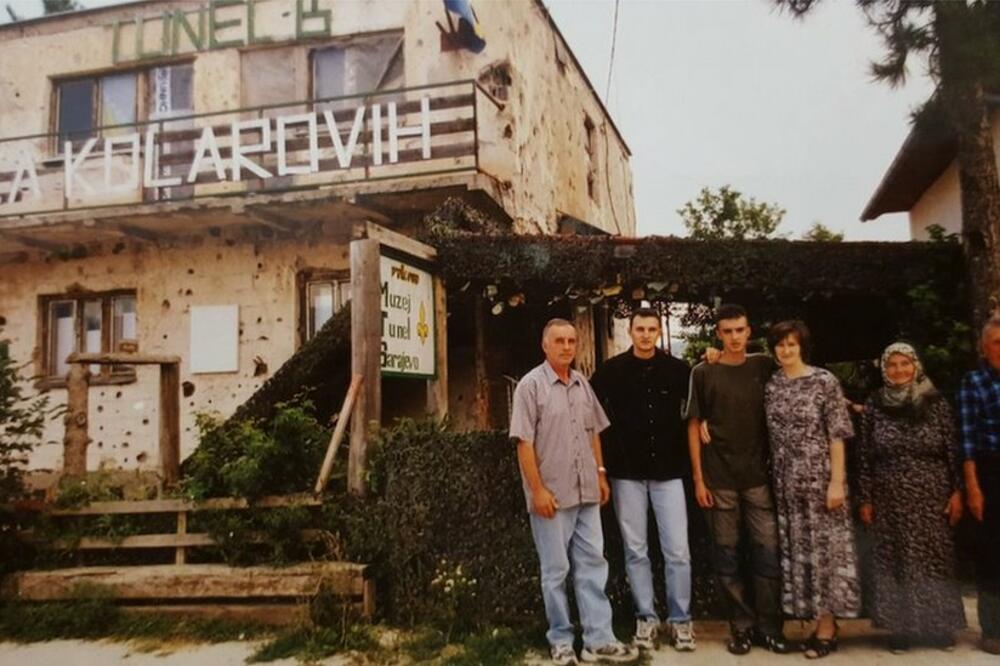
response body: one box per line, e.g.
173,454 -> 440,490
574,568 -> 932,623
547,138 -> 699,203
0,0 -> 636,473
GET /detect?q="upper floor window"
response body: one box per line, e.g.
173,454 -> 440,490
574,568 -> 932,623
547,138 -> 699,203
41,290 -> 138,386
241,32 -> 403,110
54,64 -> 193,146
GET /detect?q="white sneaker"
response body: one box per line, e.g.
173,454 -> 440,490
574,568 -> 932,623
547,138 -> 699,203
580,640 -> 639,663
550,643 -> 579,665
672,621 -> 696,651
633,618 -> 658,650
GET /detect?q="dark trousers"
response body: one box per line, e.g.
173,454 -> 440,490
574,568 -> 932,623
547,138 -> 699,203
977,455 -> 1000,639
703,484 -> 782,636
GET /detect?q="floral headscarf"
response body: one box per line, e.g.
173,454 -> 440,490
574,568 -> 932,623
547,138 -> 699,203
877,342 -> 938,415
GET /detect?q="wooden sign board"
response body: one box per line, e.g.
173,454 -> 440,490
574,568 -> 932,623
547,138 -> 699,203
379,254 -> 435,378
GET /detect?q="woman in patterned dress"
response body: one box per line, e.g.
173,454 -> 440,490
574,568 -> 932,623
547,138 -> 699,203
763,320 -> 860,659
857,342 -> 966,653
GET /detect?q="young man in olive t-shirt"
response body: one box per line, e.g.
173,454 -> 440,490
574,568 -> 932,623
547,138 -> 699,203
685,304 -> 792,656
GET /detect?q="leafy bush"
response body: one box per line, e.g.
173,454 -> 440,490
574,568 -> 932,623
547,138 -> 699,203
0,336 -> 49,576
182,401 -> 330,500
331,419 -> 718,633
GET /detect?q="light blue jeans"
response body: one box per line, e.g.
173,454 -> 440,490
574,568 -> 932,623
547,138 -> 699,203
611,478 -> 692,623
529,503 -> 617,650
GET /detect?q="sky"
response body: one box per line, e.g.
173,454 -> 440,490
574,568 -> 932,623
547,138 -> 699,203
1,0 -> 937,241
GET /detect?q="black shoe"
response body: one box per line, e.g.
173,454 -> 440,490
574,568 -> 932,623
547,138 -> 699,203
751,627 -> 797,654
804,627 -> 839,660
888,634 -> 910,654
727,628 -> 753,655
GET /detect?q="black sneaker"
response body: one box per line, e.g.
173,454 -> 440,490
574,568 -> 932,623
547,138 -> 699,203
751,627 -> 797,654
727,628 -> 753,655
888,635 -> 910,654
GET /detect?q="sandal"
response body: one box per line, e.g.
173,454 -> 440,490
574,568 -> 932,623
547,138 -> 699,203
804,625 -> 839,659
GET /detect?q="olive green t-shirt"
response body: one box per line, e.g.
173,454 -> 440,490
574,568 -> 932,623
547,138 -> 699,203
686,353 -> 773,490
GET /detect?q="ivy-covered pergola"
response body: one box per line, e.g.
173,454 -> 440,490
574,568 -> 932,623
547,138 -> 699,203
234,199 -> 969,433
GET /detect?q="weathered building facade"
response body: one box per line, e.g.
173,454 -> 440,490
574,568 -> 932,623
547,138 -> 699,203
0,0 -> 635,474
861,101 -> 1000,240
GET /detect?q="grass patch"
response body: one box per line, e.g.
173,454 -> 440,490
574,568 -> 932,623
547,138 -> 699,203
248,624 -> 377,663
398,626 -> 539,666
0,591 -> 267,645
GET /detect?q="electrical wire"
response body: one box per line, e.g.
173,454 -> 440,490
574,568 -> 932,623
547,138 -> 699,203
605,0 -> 620,103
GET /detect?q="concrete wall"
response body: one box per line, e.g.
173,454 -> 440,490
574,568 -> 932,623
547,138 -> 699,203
0,235 -> 349,472
909,112 -> 1000,240
0,0 -> 635,236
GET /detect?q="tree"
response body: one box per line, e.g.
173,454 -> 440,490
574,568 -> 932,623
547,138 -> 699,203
4,0 -> 82,21
776,0 -> 1000,328
801,222 -> 844,242
0,337 -> 47,503
42,0 -> 83,14
678,185 -> 786,240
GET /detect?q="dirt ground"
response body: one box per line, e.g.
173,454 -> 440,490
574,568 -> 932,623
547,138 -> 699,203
1,597 -> 996,665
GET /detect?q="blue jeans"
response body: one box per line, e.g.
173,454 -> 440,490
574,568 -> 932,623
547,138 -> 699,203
529,503 -> 617,649
611,478 -> 692,623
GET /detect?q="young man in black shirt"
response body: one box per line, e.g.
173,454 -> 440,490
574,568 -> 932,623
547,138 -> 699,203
686,303 -> 792,656
592,307 -> 695,652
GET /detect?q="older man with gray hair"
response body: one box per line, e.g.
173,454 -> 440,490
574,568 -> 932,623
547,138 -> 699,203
510,318 -> 637,665
958,315 -> 1000,655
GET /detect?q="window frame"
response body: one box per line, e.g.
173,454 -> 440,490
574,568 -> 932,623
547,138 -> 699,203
50,59 -> 195,155
296,269 -> 350,348
37,289 -> 139,389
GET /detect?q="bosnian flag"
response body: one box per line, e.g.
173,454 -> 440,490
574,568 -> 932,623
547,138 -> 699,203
444,0 -> 486,53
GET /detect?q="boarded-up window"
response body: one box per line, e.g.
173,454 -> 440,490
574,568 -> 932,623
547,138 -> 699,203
313,34 -> 404,102
190,305 -> 240,374
243,46 -> 304,109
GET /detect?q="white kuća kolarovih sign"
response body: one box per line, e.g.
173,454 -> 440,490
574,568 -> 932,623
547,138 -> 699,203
379,254 -> 435,378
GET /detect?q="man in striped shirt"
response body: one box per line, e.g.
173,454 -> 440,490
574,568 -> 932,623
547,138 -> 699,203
957,315 -> 1000,655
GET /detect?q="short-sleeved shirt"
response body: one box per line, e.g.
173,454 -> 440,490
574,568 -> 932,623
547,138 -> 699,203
958,362 -> 1000,460
685,353 -> 772,490
509,362 -> 611,512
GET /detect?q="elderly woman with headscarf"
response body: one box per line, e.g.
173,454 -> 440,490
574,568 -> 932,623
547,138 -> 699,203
857,342 -> 966,653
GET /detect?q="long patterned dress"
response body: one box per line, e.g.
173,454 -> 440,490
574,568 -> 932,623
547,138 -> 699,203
857,396 -> 966,636
765,368 -> 861,619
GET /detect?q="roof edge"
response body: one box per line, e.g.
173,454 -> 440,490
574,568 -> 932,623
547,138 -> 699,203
533,0 -> 632,157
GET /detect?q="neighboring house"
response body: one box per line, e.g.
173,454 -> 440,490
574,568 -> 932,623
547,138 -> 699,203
861,96 -> 1000,240
0,0 -> 635,473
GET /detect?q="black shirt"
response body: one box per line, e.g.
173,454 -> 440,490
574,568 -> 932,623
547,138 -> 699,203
685,354 -> 772,490
591,347 -> 692,481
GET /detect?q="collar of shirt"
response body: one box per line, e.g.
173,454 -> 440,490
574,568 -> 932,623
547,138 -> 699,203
542,361 -> 582,387
980,361 -> 1000,383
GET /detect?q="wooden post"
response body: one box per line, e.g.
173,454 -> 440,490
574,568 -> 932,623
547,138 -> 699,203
573,304 -> 596,378
426,275 -> 448,420
473,296 -> 490,429
159,361 -> 181,488
315,374 -> 363,495
175,510 -> 187,565
62,364 -> 91,478
348,238 -> 382,496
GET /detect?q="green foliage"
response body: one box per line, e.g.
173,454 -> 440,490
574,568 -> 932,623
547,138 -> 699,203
248,624 -> 376,663
182,401 -> 330,501
0,336 -> 49,575
361,420 -> 540,630
42,0 -> 83,14
801,222 -> 844,242
926,223 -> 960,243
0,585 -> 263,644
679,185 -> 785,240
0,338 -> 48,504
